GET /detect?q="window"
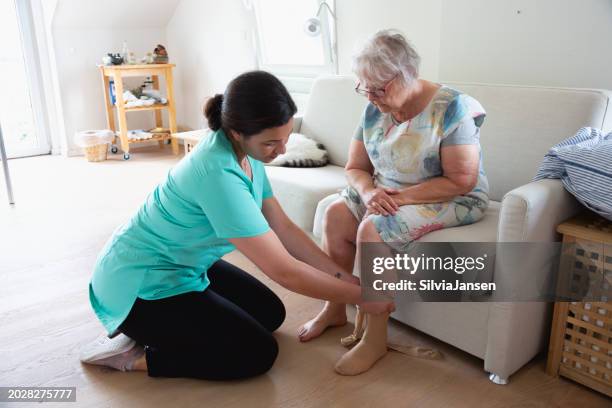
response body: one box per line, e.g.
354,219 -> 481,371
248,0 -> 337,112
0,0 -> 51,158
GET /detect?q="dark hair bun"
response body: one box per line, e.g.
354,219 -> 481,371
203,71 -> 296,137
204,94 -> 224,131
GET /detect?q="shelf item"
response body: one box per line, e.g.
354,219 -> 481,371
128,133 -> 171,145
123,103 -> 168,112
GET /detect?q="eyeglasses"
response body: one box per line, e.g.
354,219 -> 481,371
354,74 -> 398,98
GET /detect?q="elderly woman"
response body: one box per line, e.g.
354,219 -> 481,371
298,30 -> 489,375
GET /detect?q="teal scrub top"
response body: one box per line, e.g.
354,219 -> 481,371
89,130 -> 273,334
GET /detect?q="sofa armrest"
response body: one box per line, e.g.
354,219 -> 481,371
493,178 -> 582,297
293,115 -> 303,133
485,302 -> 551,380
484,179 -> 583,379
498,178 -> 582,242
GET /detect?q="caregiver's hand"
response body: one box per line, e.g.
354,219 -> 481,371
362,187 -> 399,216
358,300 -> 395,315
230,230 -> 364,305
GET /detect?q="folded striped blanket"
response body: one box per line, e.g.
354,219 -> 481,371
534,127 -> 612,221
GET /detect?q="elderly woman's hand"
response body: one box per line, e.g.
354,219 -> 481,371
362,187 -> 400,216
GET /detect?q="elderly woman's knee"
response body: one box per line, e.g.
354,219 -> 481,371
356,216 -> 382,243
323,200 -> 353,236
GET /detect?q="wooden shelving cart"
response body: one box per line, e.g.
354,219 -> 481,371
99,64 -> 179,160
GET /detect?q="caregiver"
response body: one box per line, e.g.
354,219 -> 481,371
82,71 -> 393,381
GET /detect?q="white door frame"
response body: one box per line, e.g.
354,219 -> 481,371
7,0 -> 52,158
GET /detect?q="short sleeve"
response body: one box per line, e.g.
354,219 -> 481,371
442,95 -> 486,136
353,123 -> 364,141
353,103 -> 381,141
441,116 -> 481,147
197,169 -> 270,239
262,168 -> 274,199
352,104 -> 366,141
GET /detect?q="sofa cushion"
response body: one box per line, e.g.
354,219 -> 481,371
417,201 -> 500,243
300,76 -> 367,167
265,165 -> 346,231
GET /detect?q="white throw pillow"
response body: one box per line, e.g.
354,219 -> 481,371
266,133 -> 329,167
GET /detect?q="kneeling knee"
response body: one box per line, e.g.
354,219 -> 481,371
265,299 -> 286,332
249,334 -> 279,376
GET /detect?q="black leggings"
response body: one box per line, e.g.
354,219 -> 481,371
118,259 -> 286,380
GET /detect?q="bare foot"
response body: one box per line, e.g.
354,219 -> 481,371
298,302 -> 347,342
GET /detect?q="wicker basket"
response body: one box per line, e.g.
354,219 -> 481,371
83,144 -> 108,162
547,212 -> 612,397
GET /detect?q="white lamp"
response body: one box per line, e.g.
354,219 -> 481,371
304,1 -> 336,37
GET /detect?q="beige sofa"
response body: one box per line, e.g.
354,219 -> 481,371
265,75 -> 612,383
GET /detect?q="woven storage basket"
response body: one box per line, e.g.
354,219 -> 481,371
547,212 -> 612,397
83,144 -> 108,162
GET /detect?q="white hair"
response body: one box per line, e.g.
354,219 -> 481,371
352,29 -> 421,88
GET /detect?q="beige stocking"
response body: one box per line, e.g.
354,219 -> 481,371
340,308 -> 366,347
336,309 -> 443,375
335,312 -> 389,376
387,343 -> 443,360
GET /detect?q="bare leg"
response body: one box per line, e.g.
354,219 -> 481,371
298,200 -> 359,342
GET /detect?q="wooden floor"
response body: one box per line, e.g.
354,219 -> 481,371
1,146 -> 610,407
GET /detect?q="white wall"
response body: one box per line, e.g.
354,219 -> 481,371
165,0 -> 443,129
47,0 -> 612,155
336,0 -> 612,90
336,0 -> 442,81
439,0 -> 612,89
50,0 -> 180,155
166,0 -> 256,131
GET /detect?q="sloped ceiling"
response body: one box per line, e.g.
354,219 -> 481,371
52,0 -> 182,29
